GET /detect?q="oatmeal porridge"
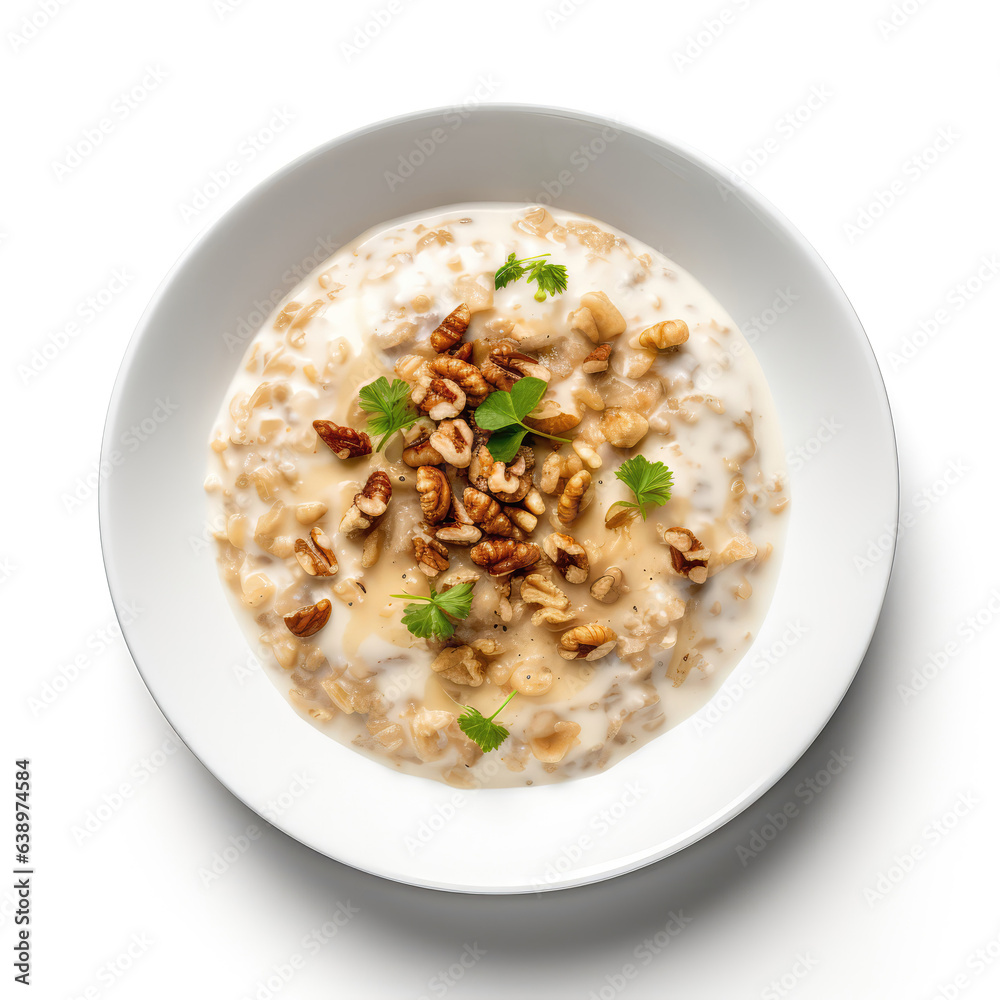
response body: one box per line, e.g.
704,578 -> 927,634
206,204 -> 789,787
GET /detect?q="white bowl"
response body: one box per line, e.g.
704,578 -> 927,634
100,105 -> 897,893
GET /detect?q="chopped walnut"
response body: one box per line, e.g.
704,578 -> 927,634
411,376 -> 466,420
429,418 -> 473,468
401,418 -> 445,467
520,573 -> 570,609
557,470 -> 593,525
540,451 -> 584,494
599,408 -> 649,449
558,624 -> 618,660
430,644 -> 486,686
582,343 -> 612,373
429,355 -> 490,407
470,538 -> 541,576
660,527 -> 710,584
413,536 -> 449,577
541,532 -> 590,585
481,341 -> 551,391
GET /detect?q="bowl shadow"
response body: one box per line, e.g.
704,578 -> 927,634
197,570 -> 899,965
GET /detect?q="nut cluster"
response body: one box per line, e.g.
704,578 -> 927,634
279,283 -> 714,683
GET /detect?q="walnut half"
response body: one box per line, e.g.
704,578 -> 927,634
542,532 -> 590,585
558,624 -> 618,661
470,538 -> 541,576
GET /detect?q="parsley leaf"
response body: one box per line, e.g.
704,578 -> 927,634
358,377 -> 419,451
526,257 -> 568,300
611,455 -> 673,521
494,253 -> 568,301
482,425 -> 529,463
474,376 -> 571,461
391,583 -> 474,641
458,690 -> 518,753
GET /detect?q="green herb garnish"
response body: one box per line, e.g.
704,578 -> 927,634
391,583 -> 474,641
458,690 -> 518,753
494,252 -> 568,302
474,376 -> 571,462
358,376 -> 419,451
610,455 -> 673,521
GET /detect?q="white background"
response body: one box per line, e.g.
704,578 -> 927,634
4,0 -> 998,997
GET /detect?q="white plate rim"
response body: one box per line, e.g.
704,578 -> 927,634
99,103 -> 899,893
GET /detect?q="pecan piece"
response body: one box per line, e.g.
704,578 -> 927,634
401,418 -> 444,467
463,487 -> 525,540
429,418 -> 473,468
660,527 -> 710,584
480,341 -> 551,392
312,421 -> 372,459
447,342 -> 473,361
356,470 -> 392,517
558,624 -> 618,661
340,471 -> 392,537
542,532 -> 590,584
429,356 -> 490,407
413,536 -> 450,577
283,598 -> 332,638
411,376 -> 466,421
557,470 -> 593,525
478,446 -> 534,503
470,538 -> 541,576
294,527 -> 338,576
582,343 -> 612,374
430,303 -> 471,353
416,466 -> 451,525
